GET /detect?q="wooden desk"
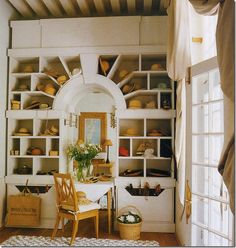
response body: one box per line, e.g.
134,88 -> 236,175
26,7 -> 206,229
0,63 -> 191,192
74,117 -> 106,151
92,163 -> 113,176
74,180 -> 113,234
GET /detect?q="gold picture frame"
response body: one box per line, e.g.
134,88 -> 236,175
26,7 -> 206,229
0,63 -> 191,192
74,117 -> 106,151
79,112 -> 107,151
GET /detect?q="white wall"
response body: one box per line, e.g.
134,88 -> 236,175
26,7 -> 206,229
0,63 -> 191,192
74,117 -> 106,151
75,92 -> 117,165
0,0 -> 19,227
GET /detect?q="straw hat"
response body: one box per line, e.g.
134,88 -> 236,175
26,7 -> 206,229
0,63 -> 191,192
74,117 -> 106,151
119,70 -> 129,80
151,63 -> 164,71
25,100 -> 40,109
72,68 -> 81,76
145,100 -> 156,109
23,65 -> 34,73
128,99 -> 142,109
14,127 -> 31,136
100,59 -> 110,73
44,83 -> 57,96
57,75 -> 67,85
47,125 -> 59,136
76,191 -> 92,205
17,84 -> 29,91
123,128 -> 138,136
147,129 -> 163,136
122,83 -> 135,95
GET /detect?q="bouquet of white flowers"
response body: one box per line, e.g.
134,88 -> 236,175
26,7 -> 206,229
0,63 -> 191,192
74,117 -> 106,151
117,211 -> 142,224
67,141 -> 102,180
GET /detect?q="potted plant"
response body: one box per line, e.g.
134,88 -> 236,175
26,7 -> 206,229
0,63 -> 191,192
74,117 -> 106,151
117,206 -> 142,240
67,141 -> 102,181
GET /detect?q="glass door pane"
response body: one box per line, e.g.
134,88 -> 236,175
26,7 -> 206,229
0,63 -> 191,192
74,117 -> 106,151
192,195 -> 209,226
192,165 -> 208,196
192,105 -> 208,133
192,73 -> 209,104
192,224 -> 208,246
192,135 -> 208,164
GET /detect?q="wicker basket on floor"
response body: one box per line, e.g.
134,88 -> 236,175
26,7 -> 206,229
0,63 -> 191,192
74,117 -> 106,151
117,205 -> 142,240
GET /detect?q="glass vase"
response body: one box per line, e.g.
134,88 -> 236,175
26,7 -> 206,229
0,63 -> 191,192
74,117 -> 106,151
86,159 -> 93,177
76,160 -> 87,182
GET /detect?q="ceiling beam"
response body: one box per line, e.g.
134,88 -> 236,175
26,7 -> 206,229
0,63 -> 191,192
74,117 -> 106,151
143,0 -> 152,14
8,0 -> 34,17
110,0 -> 120,15
58,0 -> 77,16
93,0 -> 105,16
127,0 -> 136,15
25,0 -> 48,18
76,0 -> 91,16
42,0 -> 64,17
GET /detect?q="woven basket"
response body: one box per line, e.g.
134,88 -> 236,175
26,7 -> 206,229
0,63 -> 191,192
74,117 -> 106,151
117,205 -> 142,240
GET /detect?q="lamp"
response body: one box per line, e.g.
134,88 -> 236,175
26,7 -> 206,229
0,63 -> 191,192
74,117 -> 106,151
103,139 -> 113,164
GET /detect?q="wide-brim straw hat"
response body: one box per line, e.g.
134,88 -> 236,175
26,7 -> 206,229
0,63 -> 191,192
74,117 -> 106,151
76,191 -> 92,205
123,128 -> 138,136
128,99 -> 142,109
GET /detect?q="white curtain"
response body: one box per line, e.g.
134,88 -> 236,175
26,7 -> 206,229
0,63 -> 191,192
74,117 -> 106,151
167,0 -> 191,205
189,0 -> 235,213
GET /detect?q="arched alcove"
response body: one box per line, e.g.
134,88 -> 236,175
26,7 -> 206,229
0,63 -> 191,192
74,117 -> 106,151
53,74 -> 125,165
53,74 -> 126,112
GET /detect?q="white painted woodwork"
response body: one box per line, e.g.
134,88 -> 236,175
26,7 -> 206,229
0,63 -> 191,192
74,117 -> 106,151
8,0 -> 33,17
58,0 -> 77,16
10,16 -> 167,49
110,0 -> 120,15
6,17 -> 175,232
11,20 -> 41,49
42,0 -> 63,17
80,53 -> 99,83
140,16 -> 167,45
40,17 -> 141,47
93,0 -> 106,16
25,0 -> 48,18
76,0 -> 90,16
127,0 -> 136,15
117,187 -> 175,232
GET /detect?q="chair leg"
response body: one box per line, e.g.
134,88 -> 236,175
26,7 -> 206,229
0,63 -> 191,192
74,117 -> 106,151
70,220 -> 78,246
94,212 -> 99,238
51,214 -> 61,240
61,217 -> 64,233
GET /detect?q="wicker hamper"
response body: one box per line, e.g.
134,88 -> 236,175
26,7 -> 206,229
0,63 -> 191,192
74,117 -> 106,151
117,205 -> 142,240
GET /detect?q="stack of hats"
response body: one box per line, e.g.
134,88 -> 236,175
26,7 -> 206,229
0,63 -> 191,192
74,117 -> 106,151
128,99 -> 142,109
119,147 -> 129,156
41,125 -> 59,136
36,82 -> 57,96
14,127 -> 31,136
11,100 -> 21,110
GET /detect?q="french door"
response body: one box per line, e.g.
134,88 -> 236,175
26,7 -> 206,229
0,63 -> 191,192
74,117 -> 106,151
190,57 -> 233,246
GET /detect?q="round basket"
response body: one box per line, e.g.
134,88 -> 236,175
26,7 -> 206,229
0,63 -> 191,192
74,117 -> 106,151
117,205 -> 142,240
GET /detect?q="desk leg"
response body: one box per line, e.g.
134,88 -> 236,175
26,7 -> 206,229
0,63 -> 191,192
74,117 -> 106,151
107,189 -> 111,234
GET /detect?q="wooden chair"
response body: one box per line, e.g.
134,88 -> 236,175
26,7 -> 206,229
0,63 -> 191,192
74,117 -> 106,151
51,173 -> 100,246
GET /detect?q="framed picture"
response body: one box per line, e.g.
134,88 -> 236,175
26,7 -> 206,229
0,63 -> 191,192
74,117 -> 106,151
79,112 -> 107,151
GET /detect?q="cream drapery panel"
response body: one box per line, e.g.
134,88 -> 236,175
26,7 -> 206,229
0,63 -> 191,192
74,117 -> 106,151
189,0 -> 235,214
167,0 -> 191,205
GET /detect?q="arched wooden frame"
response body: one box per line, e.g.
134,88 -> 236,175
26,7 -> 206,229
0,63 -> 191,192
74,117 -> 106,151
79,112 -> 107,151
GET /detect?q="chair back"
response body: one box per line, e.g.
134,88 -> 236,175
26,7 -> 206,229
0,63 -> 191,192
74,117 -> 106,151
53,173 -> 78,212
